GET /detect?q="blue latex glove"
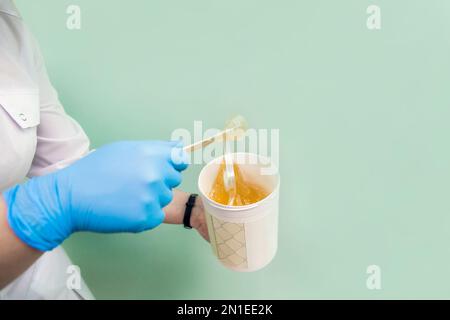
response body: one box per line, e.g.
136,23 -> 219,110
2,140 -> 189,251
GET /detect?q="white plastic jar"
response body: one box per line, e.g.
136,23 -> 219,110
198,153 -> 280,272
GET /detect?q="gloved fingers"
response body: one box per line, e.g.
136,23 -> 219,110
140,207 -> 166,231
169,139 -> 184,147
164,166 -> 183,188
144,139 -> 181,149
169,144 -> 189,172
140,140 -> 179,155
158,184 -> 174,208
142,139 -> 189,171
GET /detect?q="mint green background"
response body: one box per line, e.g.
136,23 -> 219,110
15,0 -> 450,299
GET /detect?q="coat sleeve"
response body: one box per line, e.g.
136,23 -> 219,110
27,33 -> 90,177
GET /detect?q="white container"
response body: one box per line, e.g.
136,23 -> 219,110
198,153 -> 280,272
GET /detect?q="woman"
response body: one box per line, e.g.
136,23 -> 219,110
0,0 -> 208,299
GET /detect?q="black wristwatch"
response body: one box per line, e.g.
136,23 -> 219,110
183,194 -> 198,229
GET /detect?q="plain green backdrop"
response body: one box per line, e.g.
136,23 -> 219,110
15,0 -> 450,299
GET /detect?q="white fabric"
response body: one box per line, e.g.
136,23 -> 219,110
0,0 -> 93,299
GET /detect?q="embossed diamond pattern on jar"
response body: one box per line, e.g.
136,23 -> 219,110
212,216 -> 247,268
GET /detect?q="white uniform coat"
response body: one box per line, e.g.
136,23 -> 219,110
0,0 -> 93,299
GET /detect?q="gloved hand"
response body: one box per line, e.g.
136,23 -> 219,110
2,140 -> 189,251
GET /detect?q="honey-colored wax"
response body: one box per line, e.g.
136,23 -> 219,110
209,160 -> 269,206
